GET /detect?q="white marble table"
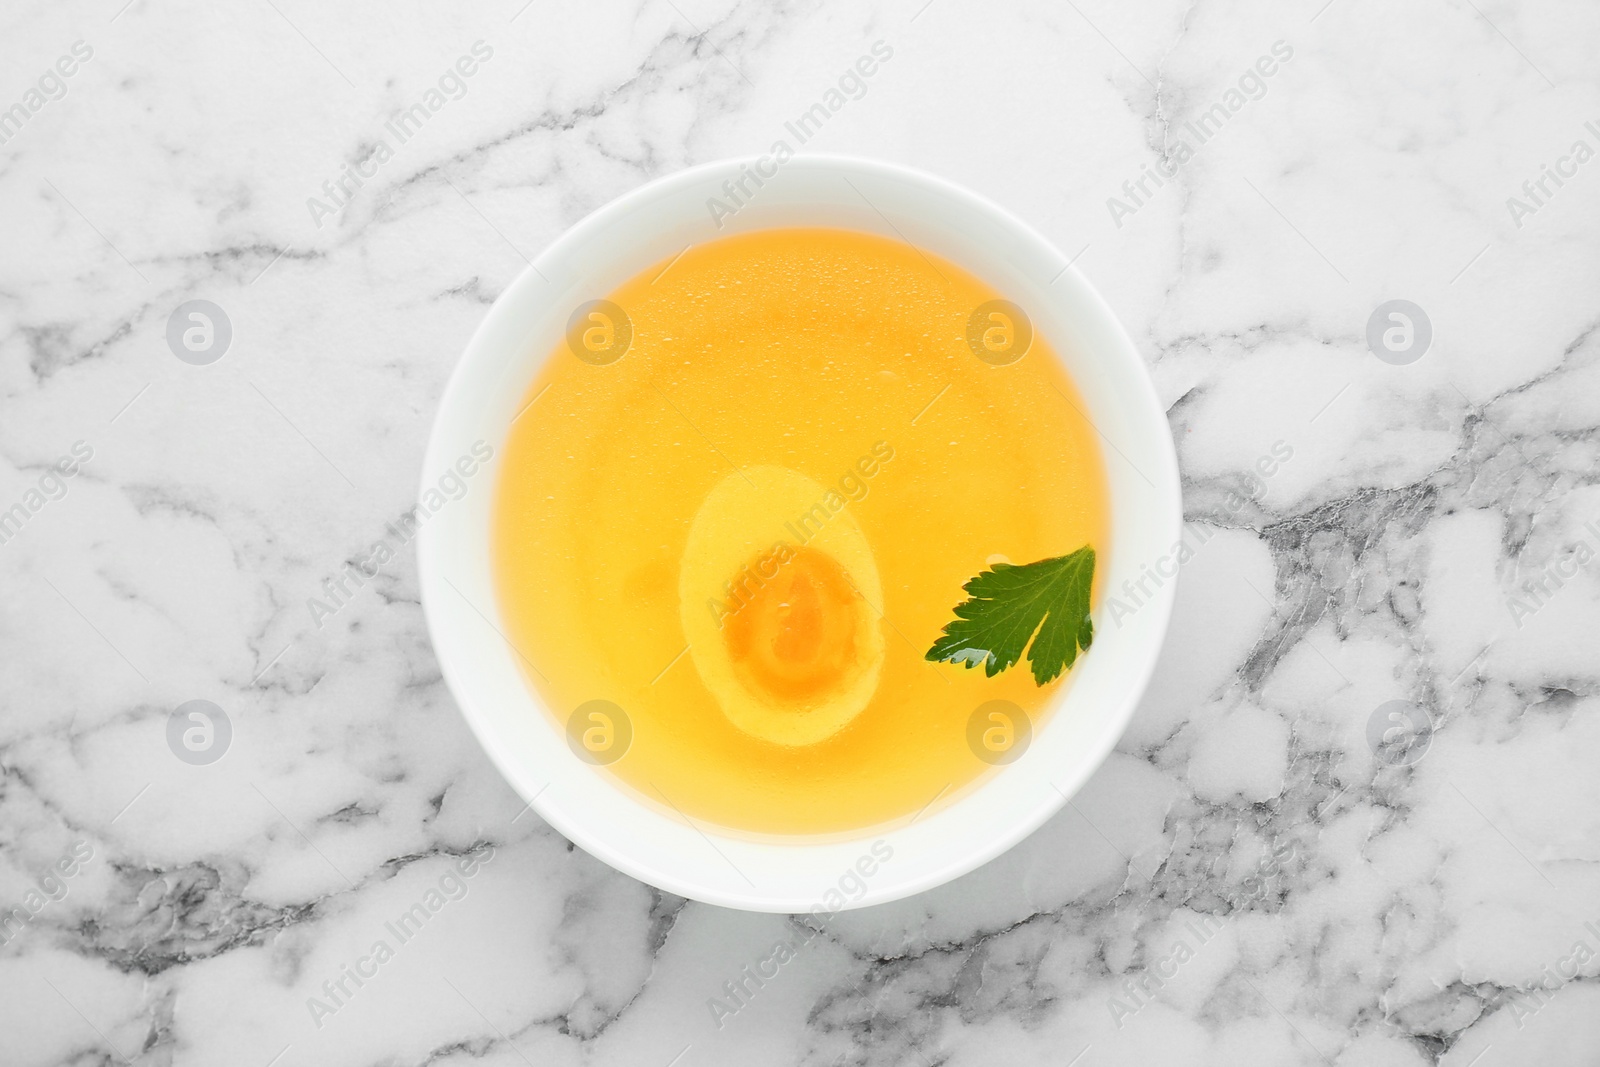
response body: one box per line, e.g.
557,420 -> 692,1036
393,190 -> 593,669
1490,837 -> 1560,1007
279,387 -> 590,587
4,1 -> 1599,1064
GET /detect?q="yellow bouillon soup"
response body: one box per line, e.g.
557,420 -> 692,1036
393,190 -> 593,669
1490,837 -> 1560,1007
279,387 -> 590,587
492,228 -> 1108,835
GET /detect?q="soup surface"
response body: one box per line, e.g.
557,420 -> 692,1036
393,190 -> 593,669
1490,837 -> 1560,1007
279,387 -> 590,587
492,227 -> 1108,835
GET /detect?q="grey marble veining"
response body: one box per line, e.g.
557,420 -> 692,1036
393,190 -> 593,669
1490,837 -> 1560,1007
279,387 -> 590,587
2,1 -> 1599,1065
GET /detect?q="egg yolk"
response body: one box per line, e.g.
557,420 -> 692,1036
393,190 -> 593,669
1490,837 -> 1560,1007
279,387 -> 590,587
722,547 -> 862,704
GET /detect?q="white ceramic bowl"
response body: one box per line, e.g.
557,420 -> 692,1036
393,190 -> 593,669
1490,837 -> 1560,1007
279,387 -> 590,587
418,155 -> 1180,913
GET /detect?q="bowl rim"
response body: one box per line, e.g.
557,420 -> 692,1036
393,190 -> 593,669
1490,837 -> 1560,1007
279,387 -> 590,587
418,152 -> 1182,912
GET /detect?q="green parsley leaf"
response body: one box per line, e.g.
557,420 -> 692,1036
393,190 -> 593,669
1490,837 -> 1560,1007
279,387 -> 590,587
924,547 -> 1095,686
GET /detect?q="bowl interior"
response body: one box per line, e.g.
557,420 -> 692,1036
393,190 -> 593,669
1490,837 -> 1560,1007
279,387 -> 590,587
419,155 -> 1180,913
